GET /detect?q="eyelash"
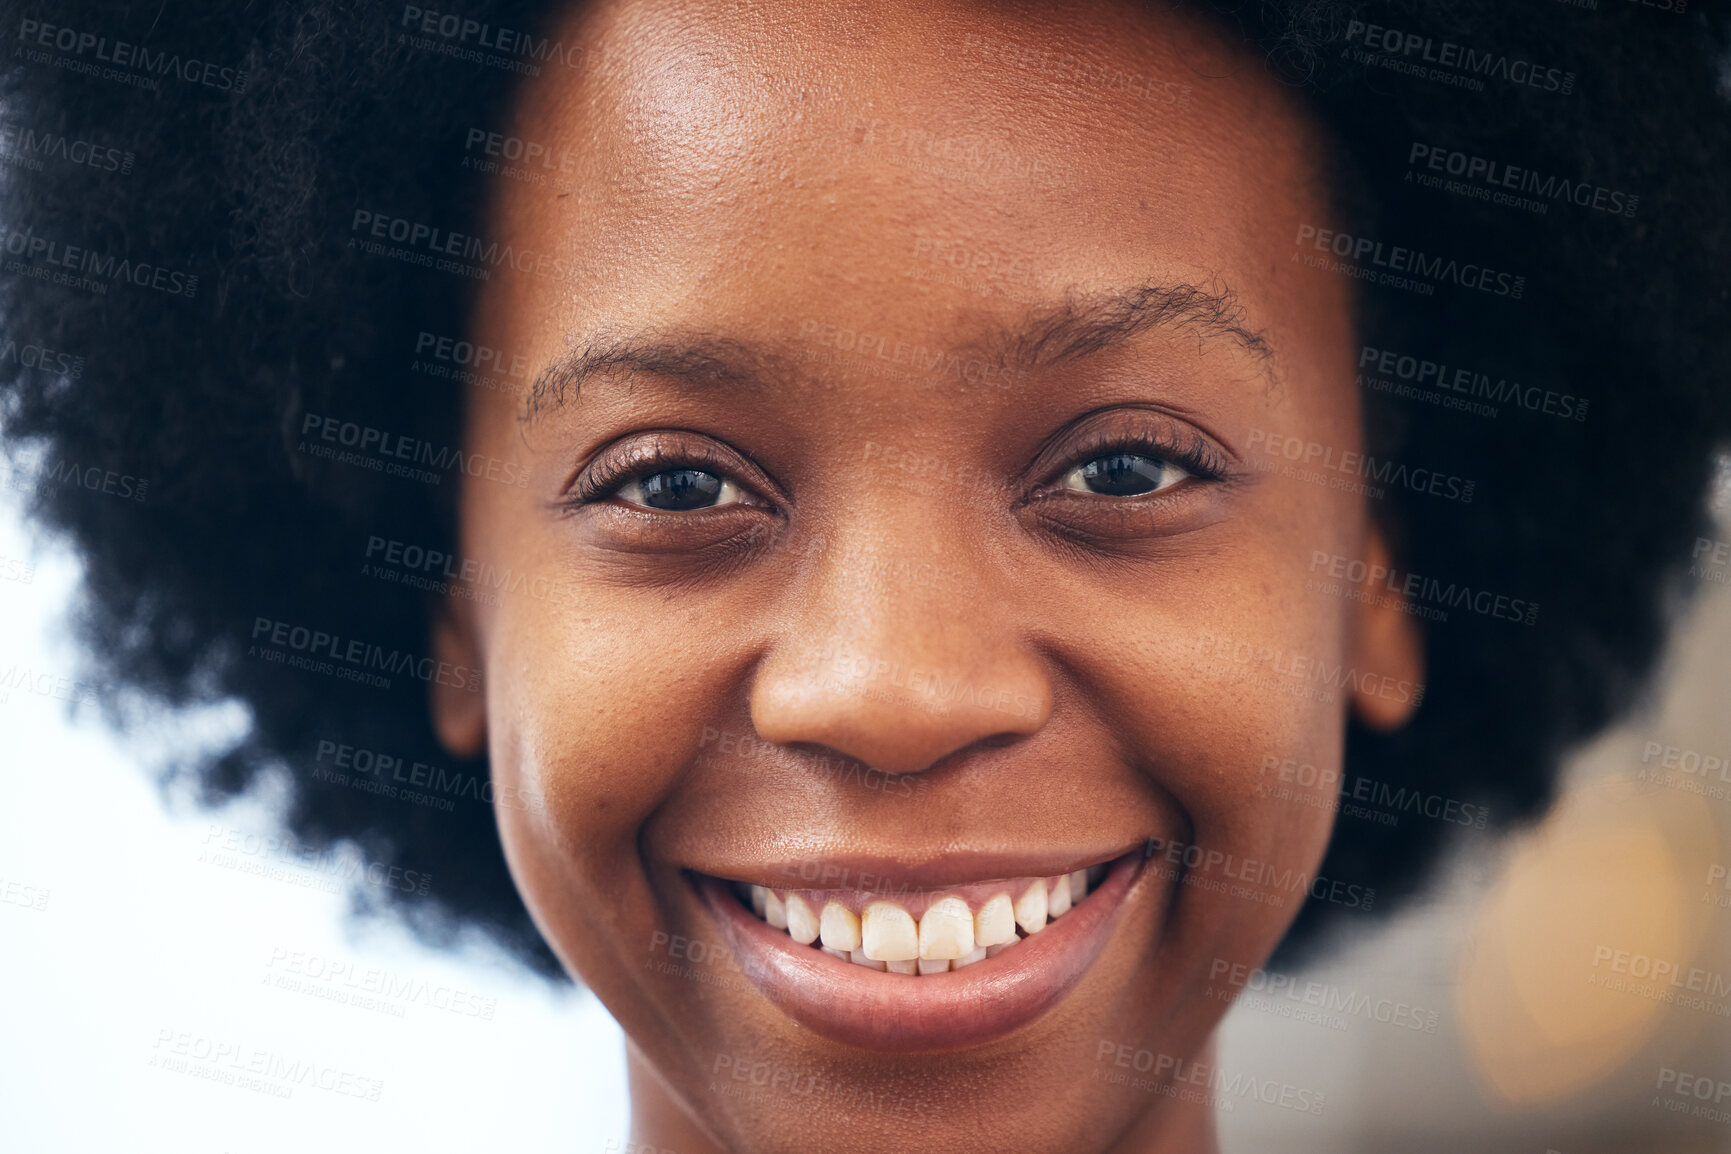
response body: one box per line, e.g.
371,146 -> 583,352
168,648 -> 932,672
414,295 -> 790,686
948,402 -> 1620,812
570,434 -> 753,507
567,423 -> 1227,511
1040,425 -> 1229,494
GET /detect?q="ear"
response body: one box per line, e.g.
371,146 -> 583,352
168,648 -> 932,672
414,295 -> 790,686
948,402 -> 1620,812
1349,526 -> 1426,731
430,596 -> 488,759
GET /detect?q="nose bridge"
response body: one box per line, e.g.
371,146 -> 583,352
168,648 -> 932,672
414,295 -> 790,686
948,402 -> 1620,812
748,501 -> 1051,776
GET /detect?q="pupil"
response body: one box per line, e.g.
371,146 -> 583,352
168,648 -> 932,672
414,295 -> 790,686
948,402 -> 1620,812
1083,453 -> 1164,496
640,468 -> 724,510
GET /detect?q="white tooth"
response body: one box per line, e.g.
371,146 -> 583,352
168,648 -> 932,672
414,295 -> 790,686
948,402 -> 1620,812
886,959 -> 918,975
750,884 -> 768,918
973,892 -> 1017,947
917,957 -> 951,975
850,949 -> 887,971
861,901 -> 920,961
822,946 -> 850,960
918,896 -> 975,960
785,894 -> 820,944
1069,869 -> 1089,901
1015,880 -> 1048,933
820,901 -> 861,952
765,890 -> 789,930
1047,874 -> 1072,918
986,942 -> 1014,957
952,946 -> 988,969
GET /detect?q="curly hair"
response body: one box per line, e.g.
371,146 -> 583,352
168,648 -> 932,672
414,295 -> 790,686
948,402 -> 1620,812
3,0 -> 1728,978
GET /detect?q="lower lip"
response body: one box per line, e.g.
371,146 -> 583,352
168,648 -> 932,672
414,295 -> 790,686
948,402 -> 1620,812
693,852 -> 1144,1053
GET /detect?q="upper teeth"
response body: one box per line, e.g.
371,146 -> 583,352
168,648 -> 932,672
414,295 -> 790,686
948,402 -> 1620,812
742,866 -> 1105,974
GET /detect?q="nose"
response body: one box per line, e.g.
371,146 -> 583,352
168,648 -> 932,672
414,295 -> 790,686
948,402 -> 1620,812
748,519 -> 1052,776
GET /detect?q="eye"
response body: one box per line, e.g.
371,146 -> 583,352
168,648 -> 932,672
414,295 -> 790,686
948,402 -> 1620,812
614,467 -> 751,511
1059,451 -> 1192,497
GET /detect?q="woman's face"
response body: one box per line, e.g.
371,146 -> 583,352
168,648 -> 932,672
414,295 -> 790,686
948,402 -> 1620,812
436,0 -> 1421,1150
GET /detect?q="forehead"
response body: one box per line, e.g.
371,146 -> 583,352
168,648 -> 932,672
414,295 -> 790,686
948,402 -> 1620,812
479,0 -> 1339,399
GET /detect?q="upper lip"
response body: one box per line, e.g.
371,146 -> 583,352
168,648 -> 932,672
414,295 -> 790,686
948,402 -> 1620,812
685,843 -> 1149,892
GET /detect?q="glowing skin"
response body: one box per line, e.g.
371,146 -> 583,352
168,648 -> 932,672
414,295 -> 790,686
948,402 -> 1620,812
430,1 -> 1423,1151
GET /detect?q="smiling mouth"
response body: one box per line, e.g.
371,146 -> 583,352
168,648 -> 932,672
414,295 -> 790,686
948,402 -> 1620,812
691,848 -> 1149,1052
728,865 -> 1110,974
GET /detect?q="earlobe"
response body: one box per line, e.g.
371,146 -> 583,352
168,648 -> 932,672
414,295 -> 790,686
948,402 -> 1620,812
1349,527 -> 1426,732
430,601 -> 488,758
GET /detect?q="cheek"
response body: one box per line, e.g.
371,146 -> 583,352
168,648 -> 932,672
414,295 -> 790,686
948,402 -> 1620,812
483,590 -> 749,862
1073,549 -> 1352,888
495,605 -> 702,820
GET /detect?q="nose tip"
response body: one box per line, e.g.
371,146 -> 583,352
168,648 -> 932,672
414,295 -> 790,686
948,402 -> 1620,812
749,647 -> 1051,776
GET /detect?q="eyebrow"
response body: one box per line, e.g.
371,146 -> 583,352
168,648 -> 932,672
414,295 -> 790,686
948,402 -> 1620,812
524,334 -> 789,422
1005,279 -> 1276,382
522,278 -> 1277,421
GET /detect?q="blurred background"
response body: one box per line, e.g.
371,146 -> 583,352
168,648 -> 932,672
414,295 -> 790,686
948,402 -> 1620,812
3,473 -> 1730,1154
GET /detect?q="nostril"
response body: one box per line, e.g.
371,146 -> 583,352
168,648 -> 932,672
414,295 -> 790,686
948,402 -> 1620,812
748,637 -> 1053,776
